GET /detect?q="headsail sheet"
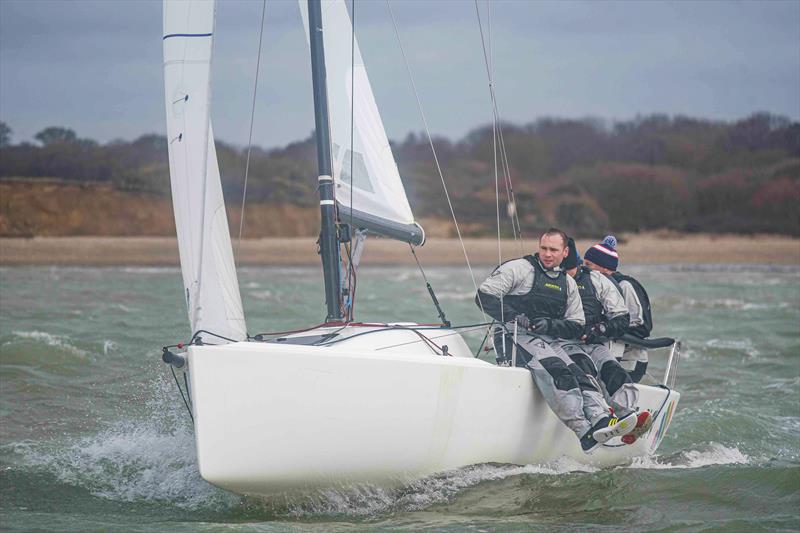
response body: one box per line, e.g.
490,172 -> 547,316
163,0 -> 247,342
299,0 -> 424,245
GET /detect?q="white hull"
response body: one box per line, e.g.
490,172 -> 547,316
187,326 -> 679,496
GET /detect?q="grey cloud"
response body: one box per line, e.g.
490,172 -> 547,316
1,0 -> 797,148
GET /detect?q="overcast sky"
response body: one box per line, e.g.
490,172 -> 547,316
1,0 -> 798,148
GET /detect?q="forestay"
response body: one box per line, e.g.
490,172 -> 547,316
299,0 -> 424,245
163,0 -> 247,342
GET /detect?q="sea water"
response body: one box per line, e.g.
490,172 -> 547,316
1,264 -> 798,531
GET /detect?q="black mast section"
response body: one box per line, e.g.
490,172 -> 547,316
308,0 -> 343,322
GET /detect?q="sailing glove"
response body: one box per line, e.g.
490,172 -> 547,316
583,322 -> 609,344
529,317 -> 551,333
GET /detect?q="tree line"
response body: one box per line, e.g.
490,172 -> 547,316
1,112 -> 798,236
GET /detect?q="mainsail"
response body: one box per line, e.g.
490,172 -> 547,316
299,0 -> 424,245
163,0 -> 247,342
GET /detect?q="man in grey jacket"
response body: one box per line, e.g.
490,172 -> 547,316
559,238 -> 652,443
583,236 -> 651,383
475,228 -> 637,453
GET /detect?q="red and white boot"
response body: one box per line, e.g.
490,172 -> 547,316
621,411 -> 653,445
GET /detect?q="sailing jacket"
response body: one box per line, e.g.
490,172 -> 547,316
610,272 -> 649,337
574,266 -> 630,340
476,254 -> 585,340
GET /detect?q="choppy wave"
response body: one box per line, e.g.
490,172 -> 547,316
628,443 -> 749,470
704,338 -> 761,357
249,290 -> 277,302
281,458 -> 600,518
119,267 -> 180,274
680,338 -> 762,359
8,412 -> 753,520
664,297 -> 792,311
10,426 -> 211,506
7,330 -> 89,358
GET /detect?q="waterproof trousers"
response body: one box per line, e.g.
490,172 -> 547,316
620,346 -> 649,383
514,334 -> 611,438
557,341 -> 639,418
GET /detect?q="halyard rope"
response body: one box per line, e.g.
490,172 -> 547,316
386,0 -> 485,319
236,0 -> 267,261
473,0 -> 524,255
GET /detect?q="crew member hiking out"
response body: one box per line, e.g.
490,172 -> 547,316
559,237 -> 652,445
475,228 -> 637,453
583,235 -> 654,383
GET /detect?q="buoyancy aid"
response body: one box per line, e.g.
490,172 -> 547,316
504,255 -> 568,320
575,266 -> 604,326
611,271 -> 653,338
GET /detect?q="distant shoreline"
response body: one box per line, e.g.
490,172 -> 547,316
1,234 -> 798,266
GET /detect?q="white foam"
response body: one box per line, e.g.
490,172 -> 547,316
22,424 -> 234,511
249,290 -> 275,301
9,330 -> 88,357
282,457 -> 597,517
10,377 -> 237,511
704,338 -> 760,357
102,340 -> 117,355
627,443 -> 749,470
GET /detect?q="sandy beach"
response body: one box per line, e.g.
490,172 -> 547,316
1,233 -> 798,266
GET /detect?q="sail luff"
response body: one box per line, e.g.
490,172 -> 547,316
163,0 -> 247,343
191,0 -> 216,333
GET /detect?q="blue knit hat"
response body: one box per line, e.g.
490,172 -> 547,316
583,235 -> 619,271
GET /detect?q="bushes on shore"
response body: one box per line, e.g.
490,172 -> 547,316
0,113 -> 798,236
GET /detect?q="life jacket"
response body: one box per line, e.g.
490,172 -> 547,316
504,255 -> 568,320
574,266 -> 604,326
611,271 -> 653,338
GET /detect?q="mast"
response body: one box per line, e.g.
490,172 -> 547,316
308,0 -> 343,322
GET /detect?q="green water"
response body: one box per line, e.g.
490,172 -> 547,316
1,265 -> 798,531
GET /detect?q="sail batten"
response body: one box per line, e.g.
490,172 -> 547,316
299,0 -> 423,243
163,0 -> 247,343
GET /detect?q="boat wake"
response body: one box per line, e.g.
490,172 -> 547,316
7,420 -> 238,512
6,408 -> 750,518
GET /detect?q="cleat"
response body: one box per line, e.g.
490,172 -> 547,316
592,411 -> 638,443
621,411 -> 653,445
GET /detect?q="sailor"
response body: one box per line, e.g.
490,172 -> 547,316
583,236 -> 654,383
558,238 -> 651,444
475,228 -> 637,453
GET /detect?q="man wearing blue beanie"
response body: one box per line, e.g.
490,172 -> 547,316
559,237 -> 652,444
583,235 -> 620,272
583,236 -> 654,386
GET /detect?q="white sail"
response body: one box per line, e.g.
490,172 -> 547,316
163,0 -> 247,342
299,0 -> 422,242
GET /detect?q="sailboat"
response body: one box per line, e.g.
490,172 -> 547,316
162,0 -> 681,495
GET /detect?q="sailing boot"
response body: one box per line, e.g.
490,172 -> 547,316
580,431 -> 601,454
588,411 -> 638,443
580,411 -> 638,453
621,411 -> 654,445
